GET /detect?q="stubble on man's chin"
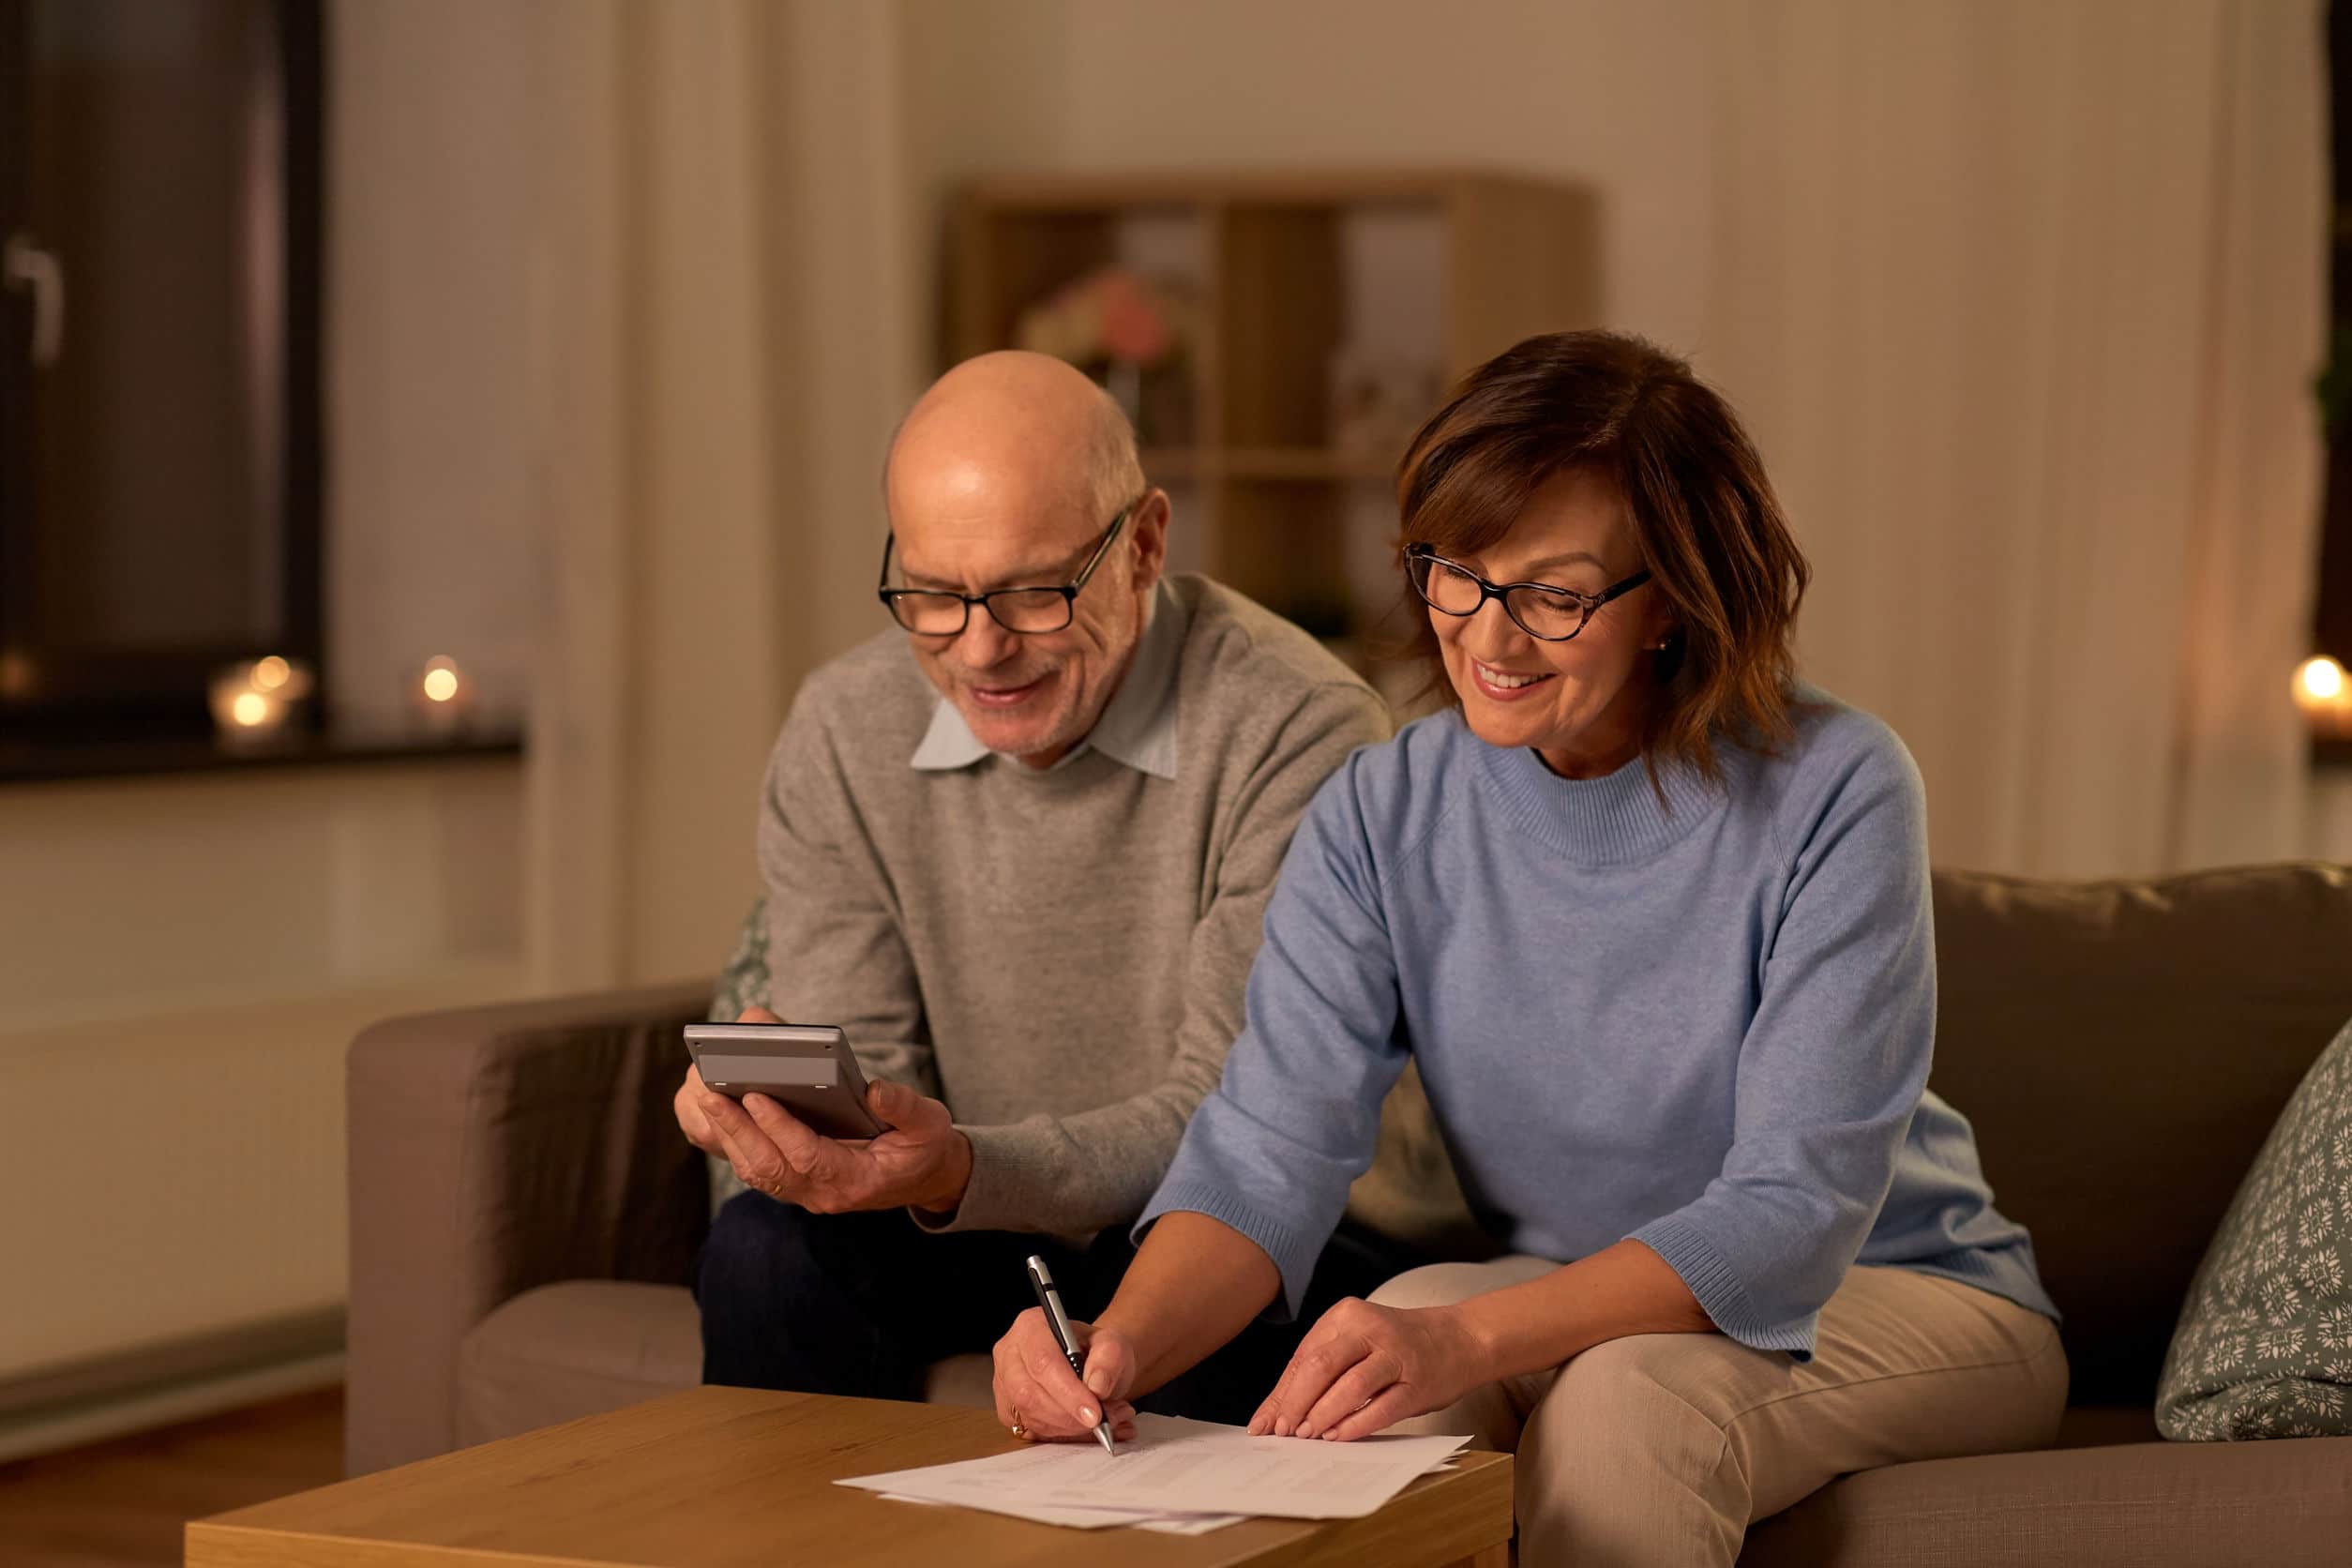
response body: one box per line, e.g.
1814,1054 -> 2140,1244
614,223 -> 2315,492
961,670 -> 1090,759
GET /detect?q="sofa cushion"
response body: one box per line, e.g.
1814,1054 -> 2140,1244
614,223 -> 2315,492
457,1281 -> 703,1448
1739,1434 -> 2352,1567
2050,1402 -> 2160,1449
1926,863 -> 2352,1407
2157,1014 -> 2352,1439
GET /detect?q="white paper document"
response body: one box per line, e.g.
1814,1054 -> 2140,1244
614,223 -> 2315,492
874,1491 -> 1249,1534
840,1412 -> 1470,1530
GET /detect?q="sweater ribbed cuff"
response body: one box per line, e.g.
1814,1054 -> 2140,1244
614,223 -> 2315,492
1628,1213 -> 1818,1361
1137,1180 -> 1319,1322
906,1123 -> 1031,1236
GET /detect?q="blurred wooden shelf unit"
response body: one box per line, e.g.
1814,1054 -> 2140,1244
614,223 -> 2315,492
947,170 -> 1598,649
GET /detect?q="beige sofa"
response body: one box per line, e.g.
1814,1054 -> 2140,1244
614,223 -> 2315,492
346,864 -> 2352,1564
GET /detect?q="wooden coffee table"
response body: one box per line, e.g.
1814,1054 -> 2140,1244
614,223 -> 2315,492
186,1386 -> 1512,1567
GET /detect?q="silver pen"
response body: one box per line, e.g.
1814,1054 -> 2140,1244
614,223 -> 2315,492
1024,1254 -> 1117,1455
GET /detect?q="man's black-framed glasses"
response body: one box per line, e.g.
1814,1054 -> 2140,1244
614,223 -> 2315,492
1404,544 -> 1652,642
877,505 -> 1132,636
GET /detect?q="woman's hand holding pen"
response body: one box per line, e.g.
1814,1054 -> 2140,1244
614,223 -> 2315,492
991,1309 -> 1140,1443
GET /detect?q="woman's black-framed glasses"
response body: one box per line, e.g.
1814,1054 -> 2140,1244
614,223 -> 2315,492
877,505 -> 1132,636
1404,544 -> 1652,643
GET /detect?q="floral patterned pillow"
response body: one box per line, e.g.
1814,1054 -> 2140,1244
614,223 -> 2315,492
701,899 -> 770,1213
2157,1015 -> 2352,1440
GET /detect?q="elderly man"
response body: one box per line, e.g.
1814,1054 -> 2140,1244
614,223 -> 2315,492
675,351 -> 1399,1423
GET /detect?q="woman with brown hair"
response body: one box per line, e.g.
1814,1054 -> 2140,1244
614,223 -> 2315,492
989,330 -> 2064,1564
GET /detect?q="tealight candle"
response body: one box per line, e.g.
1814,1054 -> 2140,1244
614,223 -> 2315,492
412,655 -> 474,734
2294,656 -> 2350,740
209,656 -> 312,746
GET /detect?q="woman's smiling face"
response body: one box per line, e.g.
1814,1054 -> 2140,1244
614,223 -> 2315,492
1430,466 -> 1675,778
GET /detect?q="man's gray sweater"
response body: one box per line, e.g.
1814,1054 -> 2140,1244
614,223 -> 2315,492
756,574 -> 1390,1236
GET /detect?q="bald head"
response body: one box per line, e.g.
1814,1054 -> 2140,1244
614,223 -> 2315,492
885,351 -> 1143,531
880,351 -> 1168,770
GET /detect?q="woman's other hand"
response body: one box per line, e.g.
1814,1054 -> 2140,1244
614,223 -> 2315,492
1250,1296 -> 1485,1441
990,1307 -> 1140,1443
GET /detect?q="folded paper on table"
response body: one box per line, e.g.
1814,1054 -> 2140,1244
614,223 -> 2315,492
841,1413 -> 1471,1529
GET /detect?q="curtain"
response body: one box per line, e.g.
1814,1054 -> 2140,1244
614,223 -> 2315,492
519,0 -> 912,989
1703,0 -> 2326,877
522,0 -> 773,989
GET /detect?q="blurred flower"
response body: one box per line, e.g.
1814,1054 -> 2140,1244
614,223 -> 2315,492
1097,272 -> 1174,363
1016,265 -> 1187,369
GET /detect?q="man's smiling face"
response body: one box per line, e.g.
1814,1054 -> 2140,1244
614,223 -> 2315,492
883,353 -> 1166,769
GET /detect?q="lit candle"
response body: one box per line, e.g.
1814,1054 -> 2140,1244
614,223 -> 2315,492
2293,656 -> 2350,740
412,655 -> 474,734
208,656 -> 311,745
209,667 -> 288,744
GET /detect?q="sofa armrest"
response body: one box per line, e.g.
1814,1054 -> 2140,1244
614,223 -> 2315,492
344,981 -> 712,1475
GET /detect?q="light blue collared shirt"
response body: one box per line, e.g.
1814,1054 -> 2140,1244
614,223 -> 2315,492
908,580 -> 1182,780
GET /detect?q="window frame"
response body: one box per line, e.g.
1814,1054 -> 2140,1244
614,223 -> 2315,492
0,0 -> 325,741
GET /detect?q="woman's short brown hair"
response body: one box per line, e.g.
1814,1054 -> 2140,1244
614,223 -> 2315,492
1393,329 -> 1811,783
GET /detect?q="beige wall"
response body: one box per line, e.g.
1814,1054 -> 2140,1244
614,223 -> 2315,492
907,0 -> 1718,348
886,0 -> 1723,457
0,768 -> 520,1031
0,767 -> 525,1383
0,965 -> 524,1382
